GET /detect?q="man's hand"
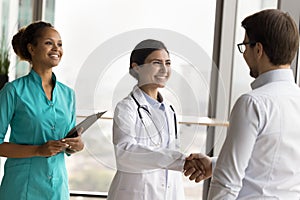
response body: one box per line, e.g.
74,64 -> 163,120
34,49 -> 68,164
184,153 -> 212,183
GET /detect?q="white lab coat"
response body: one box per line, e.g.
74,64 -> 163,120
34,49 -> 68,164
107,86 -> 186,200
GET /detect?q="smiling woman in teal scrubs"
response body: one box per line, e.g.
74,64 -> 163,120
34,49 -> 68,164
0,21 -> 84,200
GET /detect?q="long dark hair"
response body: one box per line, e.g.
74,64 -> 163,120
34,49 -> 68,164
130,39 -> 169,67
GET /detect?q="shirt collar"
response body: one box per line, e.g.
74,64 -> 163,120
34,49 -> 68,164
29,69 -> 57,87
132,85 -> 165,111
143,90 -> 165,111
251,69 -> 294,89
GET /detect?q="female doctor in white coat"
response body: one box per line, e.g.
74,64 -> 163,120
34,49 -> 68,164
107,39 -> 189,200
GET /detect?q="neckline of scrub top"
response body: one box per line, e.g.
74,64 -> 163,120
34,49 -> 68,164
29,69 -> 57,102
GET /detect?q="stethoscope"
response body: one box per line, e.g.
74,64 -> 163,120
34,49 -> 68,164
131,92 -> 178,146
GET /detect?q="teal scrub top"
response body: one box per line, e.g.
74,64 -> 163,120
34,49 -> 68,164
0,70 -> 76,200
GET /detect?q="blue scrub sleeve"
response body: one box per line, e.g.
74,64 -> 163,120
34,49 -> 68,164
69,90 -> 76,130
0,83 -> 17,143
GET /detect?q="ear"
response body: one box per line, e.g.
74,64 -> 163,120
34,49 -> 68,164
255,42 -> 264,59
131,62 -> 139,74
27,44 -> 34,55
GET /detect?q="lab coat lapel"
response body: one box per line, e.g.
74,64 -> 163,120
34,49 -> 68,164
131,85 -> 151,111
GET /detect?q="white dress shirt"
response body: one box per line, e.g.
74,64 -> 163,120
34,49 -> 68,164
208,69 -> 300,200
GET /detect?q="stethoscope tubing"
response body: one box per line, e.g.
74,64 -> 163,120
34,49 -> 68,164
130,92 -> 178,139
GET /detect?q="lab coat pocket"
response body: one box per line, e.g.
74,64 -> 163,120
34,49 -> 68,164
135,122 -> 162,148
116,173 -> 146,200
115,189 -> 144,200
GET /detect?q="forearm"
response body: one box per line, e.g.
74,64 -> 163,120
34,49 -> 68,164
167,155 -> 186,171
208,95 -> 260,199
0,142 -> 40,158
115,143 -> 185,172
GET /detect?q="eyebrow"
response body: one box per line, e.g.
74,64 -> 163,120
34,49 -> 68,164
42,37 -> 62,42
150,58 -> 171,62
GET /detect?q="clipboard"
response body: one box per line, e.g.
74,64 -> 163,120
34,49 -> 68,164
65,111 -> 107,138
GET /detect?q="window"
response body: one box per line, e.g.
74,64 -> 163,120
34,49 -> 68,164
52,1 -> 216,199
230,0 -> 278,109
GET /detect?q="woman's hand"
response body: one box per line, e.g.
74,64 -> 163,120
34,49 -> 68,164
36,140 -> 69,157
62,128 -> 84,154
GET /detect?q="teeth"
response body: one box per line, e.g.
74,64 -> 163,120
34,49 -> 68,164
50,55 -> 59,58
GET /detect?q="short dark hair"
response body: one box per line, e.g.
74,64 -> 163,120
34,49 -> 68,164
242,9 -> 299,65
12,21 -> 54,61
129,39 -> 169,67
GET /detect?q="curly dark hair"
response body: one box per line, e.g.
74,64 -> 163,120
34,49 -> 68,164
12,21 -> 53,61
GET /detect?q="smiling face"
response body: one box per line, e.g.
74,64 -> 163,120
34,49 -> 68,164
28,27 -> 63,69
133,49 -> 171,89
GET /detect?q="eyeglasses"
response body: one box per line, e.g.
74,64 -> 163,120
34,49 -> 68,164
237,42 -> 256,53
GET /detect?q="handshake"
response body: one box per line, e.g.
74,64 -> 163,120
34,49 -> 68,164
183,153 -> 212,183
